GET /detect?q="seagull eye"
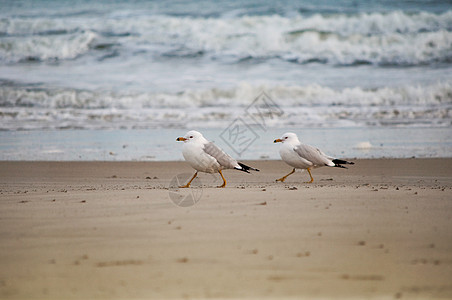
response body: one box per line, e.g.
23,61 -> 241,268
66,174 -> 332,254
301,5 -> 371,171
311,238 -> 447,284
190,136 -> 193,138
284,137 -> 288,139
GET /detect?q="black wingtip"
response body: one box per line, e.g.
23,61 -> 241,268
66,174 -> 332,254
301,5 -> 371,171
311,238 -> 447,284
235,167 -> 250,173
237,162 -> 260,173
332,159 -> 354,165
334,164 -> 348,169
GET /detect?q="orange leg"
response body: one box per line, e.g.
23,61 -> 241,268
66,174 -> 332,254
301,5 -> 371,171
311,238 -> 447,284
217,170 -> 226,188
305,168 -> 314,183
179,172 -> 198,188
276,168 -> 295,182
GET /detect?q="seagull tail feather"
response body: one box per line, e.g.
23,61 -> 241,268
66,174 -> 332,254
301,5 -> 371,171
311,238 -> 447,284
236,162 -> 260,173
331,159 -> 354,169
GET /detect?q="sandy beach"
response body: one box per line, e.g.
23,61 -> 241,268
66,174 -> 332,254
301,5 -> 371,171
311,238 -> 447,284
0,158 -> 451,299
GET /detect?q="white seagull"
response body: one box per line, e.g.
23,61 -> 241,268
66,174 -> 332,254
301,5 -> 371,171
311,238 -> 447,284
176,130 -> 259,188
274,132 -> 354,183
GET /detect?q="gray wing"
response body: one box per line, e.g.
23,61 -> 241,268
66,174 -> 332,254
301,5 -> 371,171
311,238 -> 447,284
203,142 -> 238,169
293,144 -> 333,166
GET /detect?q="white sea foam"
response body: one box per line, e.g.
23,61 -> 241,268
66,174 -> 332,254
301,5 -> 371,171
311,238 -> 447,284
1,7 -> 451,131
0,11 -> 451,65
2,81 -> 451,109
1,82 -> 450,130
355,142 -> 373,149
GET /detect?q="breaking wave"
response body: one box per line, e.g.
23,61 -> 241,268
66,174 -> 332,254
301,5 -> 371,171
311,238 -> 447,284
1,82 -> 451,130
1,10 -> 451,66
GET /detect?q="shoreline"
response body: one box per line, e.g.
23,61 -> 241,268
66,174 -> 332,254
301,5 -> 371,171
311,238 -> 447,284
2,127 -> 451,161
1,158 -> 451,299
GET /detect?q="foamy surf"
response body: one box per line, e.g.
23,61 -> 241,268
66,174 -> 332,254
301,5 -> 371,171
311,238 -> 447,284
0,82 -> 451,130
1,11 -> 451,66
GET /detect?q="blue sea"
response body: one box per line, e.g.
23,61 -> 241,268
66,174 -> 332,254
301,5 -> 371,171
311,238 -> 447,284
0,0 -> 451,160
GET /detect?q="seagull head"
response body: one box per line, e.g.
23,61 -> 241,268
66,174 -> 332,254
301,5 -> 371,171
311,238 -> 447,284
274,132 -> 300,144
177,130 -> 207,143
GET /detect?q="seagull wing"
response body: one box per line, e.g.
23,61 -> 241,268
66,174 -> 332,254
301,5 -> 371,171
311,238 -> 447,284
203,142 -> 238,169
293,144 -> 334,167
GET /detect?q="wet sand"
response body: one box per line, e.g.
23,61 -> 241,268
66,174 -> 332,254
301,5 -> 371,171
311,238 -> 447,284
0,159 -> 451,299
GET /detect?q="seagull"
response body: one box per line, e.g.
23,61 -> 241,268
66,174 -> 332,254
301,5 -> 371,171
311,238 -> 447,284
176,130 -> 259,188
274,132 -> 353,183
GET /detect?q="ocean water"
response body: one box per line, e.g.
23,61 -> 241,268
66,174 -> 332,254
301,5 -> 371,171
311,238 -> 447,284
0,0 -> 451,160
1,127 -> 451,161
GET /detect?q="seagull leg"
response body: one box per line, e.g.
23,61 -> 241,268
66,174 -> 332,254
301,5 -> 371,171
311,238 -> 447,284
179,172 -> 198,188
305,168 -> 314,183
276,168 -> 295,182
217,170 -> 226,188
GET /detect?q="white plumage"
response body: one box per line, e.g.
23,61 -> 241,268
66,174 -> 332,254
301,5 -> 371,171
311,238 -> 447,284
177,130 -> 259,188
274,132 -> 353,183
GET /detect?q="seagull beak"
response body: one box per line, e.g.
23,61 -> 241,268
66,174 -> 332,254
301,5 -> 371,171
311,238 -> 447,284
274,139 -> 282,143
176,137 -> 187,141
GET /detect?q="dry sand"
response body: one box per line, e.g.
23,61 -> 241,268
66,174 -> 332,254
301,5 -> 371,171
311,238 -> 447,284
0,159 -> 451,299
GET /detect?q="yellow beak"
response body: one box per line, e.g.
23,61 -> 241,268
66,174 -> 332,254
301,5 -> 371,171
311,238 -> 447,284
176,137 -> 187,141
274,138 -> 282,143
